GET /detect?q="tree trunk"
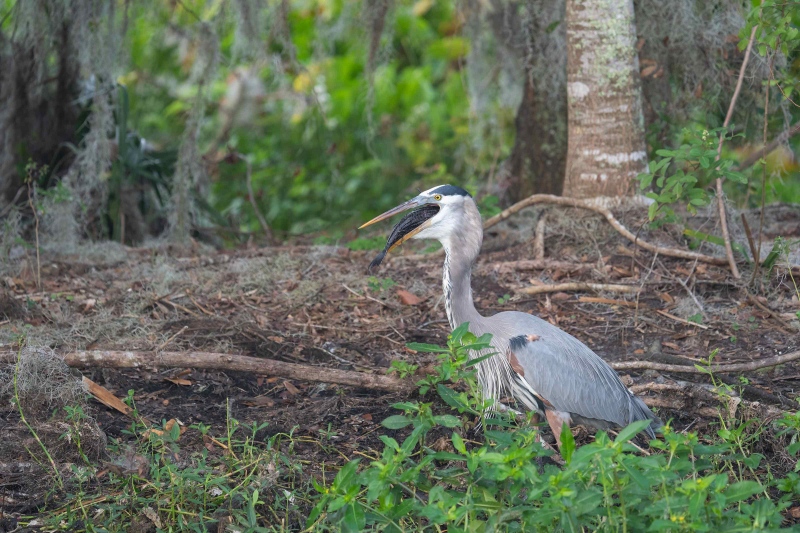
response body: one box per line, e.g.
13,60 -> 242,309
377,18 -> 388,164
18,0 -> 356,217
563,0 -> 647,200
505,67 -> 567,201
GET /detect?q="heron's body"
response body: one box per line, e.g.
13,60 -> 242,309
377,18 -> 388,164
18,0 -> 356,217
361,184 -> 661,444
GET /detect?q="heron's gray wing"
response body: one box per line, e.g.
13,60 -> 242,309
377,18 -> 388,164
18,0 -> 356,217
487,312 -> 661,437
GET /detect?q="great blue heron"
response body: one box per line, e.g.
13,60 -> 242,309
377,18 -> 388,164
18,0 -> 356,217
360,184 -> 662,445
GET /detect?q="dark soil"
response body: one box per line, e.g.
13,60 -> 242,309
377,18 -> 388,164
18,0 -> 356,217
1,205 -> 799,524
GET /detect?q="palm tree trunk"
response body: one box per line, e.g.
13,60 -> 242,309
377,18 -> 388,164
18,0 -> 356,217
563,0 -> 647,200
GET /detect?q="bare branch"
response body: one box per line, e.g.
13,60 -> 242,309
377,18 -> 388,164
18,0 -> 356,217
0,349 -> 412,393
611,349 -> 800,374
518,282 -> 640,295
483,194 -> 728,265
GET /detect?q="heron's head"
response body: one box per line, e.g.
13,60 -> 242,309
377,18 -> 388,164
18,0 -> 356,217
359,185 -> 481,269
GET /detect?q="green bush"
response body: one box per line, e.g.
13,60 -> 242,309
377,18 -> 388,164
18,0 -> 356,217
310,325 -> 800,532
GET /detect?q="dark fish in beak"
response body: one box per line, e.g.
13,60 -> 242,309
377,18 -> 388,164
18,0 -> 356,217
368,204 -> 439,271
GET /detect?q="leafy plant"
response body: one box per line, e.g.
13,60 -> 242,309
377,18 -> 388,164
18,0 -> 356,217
637,128 -> 747,225
367,276 -> 397,293
309,328 -> 800,532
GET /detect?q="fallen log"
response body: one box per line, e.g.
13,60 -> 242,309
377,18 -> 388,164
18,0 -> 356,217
0,349 -> 412,393
611,349 -> 800,374
519,282 -> 640,296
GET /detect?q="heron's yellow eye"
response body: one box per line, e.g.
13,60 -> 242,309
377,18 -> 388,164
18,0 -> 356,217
433,194 -> 442,201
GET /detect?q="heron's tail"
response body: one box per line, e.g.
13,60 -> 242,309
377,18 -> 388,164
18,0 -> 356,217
630,394 -> 663,439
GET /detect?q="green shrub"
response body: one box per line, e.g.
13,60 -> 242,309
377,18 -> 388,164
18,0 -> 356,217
310,326 -> 800,532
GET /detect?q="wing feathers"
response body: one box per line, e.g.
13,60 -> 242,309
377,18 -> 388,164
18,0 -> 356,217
504,322 -> 661,437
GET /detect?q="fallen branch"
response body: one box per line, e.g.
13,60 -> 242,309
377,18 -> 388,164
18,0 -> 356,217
518,282 -> 640,296
611,349 -> 800,374
483,194 -> 728,266
746,291 -> 796,332
577,296 -> 644,308
640,397 -> 722,419
654,309 -> 710,330
483,260 -> 594,275
0,349 -> 412,393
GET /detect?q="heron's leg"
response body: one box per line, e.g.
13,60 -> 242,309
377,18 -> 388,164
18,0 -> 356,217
544,410 -> 572,449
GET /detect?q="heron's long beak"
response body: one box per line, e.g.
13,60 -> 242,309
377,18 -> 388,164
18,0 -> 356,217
358,197 -> 427,229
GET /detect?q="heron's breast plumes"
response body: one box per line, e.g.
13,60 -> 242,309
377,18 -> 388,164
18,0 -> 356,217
368,204 -> 440,270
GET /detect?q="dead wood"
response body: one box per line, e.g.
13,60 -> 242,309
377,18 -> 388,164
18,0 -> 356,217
518,282 -> 640,295
482,194 -> 728,266
533,214 -> 547,260
0,349 -> 412,393
611,349 -> 800,374
746,292 -> 796,333
483,260 -> 594,275
577,296 -> 644,308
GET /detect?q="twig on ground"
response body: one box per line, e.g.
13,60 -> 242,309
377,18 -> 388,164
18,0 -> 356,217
577,296 -> 643,308
656,258 -> 705,319
654,309 -> 709,330
163,298 -> 200,318
518,282 -> 640,296
611,349 -> 800,374
157,326 -> 189,352
640,397 -> 722,419
746,292 -> 795,332
713,24 -> 758,280
483,194 -> 727,266
342,283 -> 395,309
0,349 -> 412,393
483,260 -> 594,275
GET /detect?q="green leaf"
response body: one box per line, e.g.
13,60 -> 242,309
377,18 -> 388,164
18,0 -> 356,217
464,351 -> 498,367
724,480 -> 763,503
406,342 -> 448,353
560,424 -> 575,464
333,460 -> 360,490
433,414 -> 461,428
341,502 -> 366,533
614,419 -> 654,444
382,415 -> 412,429
648,201 -> 659,221
545,20 -> 562,33
437,384 -> 470,411
452,432 -> 467,454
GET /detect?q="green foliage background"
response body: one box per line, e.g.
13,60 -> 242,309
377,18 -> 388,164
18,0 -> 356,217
115,0 -> 514,238
2,0 -> 799,243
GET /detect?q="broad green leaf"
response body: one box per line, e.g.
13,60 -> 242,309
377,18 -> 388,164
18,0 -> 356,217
724,480 -> 763,503
406,342 -> 448,353
614,419 -> 654,444
560,424 -> 575,464
452,432 -> 467,454
341,502 -> 366,533
382,415 -> 412,429
433,414 -> 462,428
